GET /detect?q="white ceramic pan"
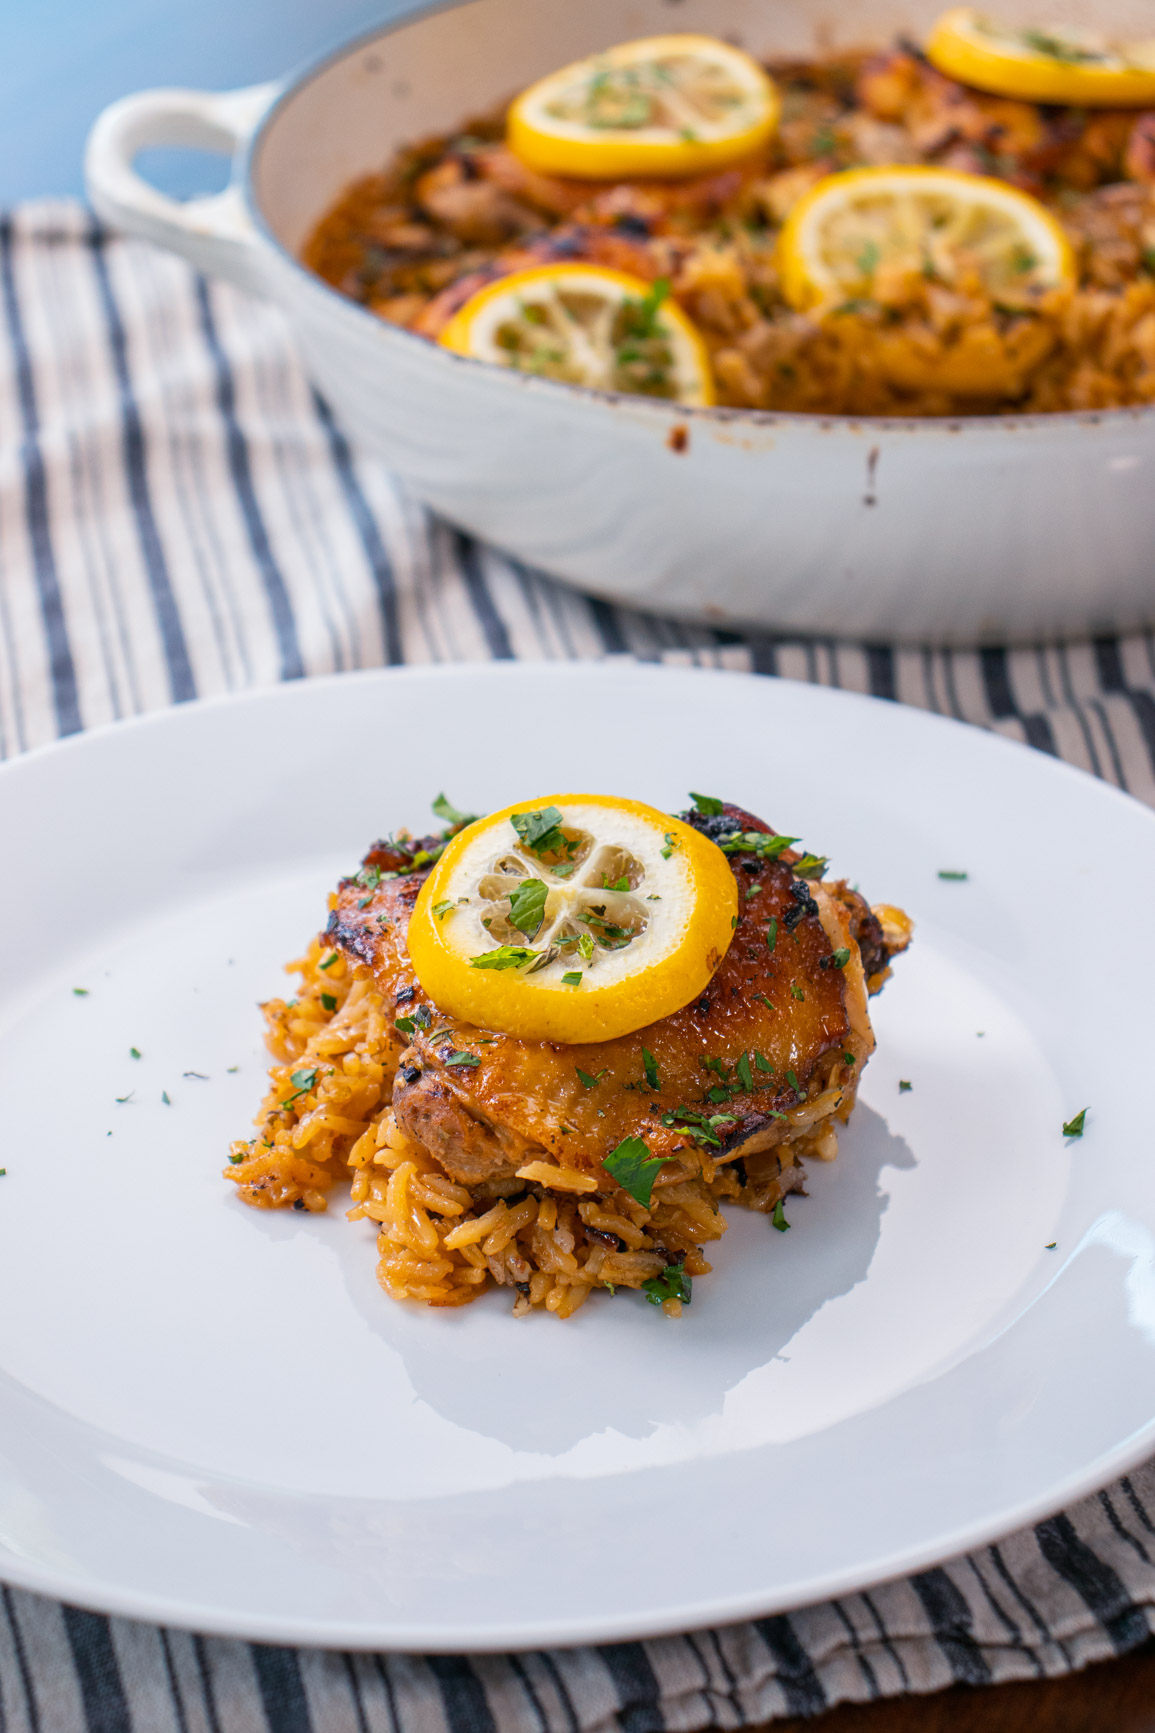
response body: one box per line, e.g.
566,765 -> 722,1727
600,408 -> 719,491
86,0 -> 1155,643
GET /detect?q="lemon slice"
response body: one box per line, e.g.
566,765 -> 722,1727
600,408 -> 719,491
927,8 -> 1155,106
777,165 -> 1075,313
507,34 -> 779,181
408,795 -> 737,1044
438,264 -> 715,405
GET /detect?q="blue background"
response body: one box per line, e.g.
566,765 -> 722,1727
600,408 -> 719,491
2,0 -> 411,204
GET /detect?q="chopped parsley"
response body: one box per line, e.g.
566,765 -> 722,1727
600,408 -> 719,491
562,971 -> 583,986
319,953 -> 339,971
507,877 -> 548,939
282,1066 -> 319,1107
898,1079 -> 913,1093
830,947 -> 850,969
431,792 -> 477,832
771,1199 -> 790,1232
938,870 -> 969,881
161,1091 -> 171,1105
469,945 -> 537,970
1063,1108 -> 1088,1139
791,982 -> 805,1002
115,1091 -> 134,1104
792,853 -> 828,880
576,1067 -> 607,1089
661,832 -> 679,859
642,1264 -> 693,1306
690,792 -> 724,816
602,873 -> 630,892
786,1069 -> 801,1098
642,1047 -> 660,1091
72,987 -> 89,997
1045,1241 -> 1057,1250
432,899 -> 456,921
660,1106 -> 735,1147
511,806 -> 573,861
735,1052 -> 753,1092
766,918 -> 778,953
321,993 -> 337,1012
130,1046 -> 141,1059
755,1051 -> 774,1073
577,931 -> 595,964
603,1136 -> 666,1207
444,1051 -> 482,1068
717,832 -> 798,858
843,1050 -> 856,1066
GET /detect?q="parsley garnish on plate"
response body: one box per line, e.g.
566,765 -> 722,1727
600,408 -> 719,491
755,1051 -> 774,1074
1063,1108 -> 1088,1139
772,1199 -> 790,1232
576,1067 -> 606,1088
642,1264 -> 693,1306
717,832 -> 798,859
469,945 -> 537,970
602,873 -> 630,892
130,1047 -> 141,1059
661,832 -> 679,859
432,793 -> 477,832
72,987 -> 89,997
899,1079 -> 913,1093
319,953 -> 339,971
511,806 -> 573,861
792,853 -> 828,880
444,1050 -> 482,1068
766,918 -> 778,953
561,971 -> 583,986
735,1051 -> 753,1092
938,869 -> 969,881
281,1066 -> 319,1107
603,1136 -> 666,1206
690,792 -> 724,816
321,993 -> 337,1012
830,947 -> 850,969
432,899 -> 456,921
507,878 -> 548,939
642,1047 -> 660,1091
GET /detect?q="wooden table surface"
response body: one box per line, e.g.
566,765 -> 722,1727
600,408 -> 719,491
768,1640 -> 1155,1731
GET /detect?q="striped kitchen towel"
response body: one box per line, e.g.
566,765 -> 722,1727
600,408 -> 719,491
2,199 -> 1155,1730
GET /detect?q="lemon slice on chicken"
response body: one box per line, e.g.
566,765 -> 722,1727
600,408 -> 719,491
778,165 -> 1075,313
408,795 -> 737,1043
439,264 -> 715,404
927,8 -> 1155,106
507,34 -> 780,181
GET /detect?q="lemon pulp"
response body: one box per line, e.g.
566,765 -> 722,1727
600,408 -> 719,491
507,34 -> 780,181
927,8 -> 1155,106
438,265 -> 715,405
408,795 -> 738,1043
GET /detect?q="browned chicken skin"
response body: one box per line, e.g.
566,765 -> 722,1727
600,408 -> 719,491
326,803 -> 897,1190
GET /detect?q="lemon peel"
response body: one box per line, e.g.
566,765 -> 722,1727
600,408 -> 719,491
408,794 -> 737,1043
439,264 -> 714,405
927,8 -> 1155,107
507,34 -> 779,181
777,165 -> 1075,313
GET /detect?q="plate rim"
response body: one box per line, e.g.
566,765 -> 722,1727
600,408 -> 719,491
3,660 -> 1155,1652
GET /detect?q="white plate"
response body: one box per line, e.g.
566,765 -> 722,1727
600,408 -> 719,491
1,662 -> 1153,1652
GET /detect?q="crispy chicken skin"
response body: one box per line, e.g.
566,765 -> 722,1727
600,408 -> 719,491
326,803 -> 903,1189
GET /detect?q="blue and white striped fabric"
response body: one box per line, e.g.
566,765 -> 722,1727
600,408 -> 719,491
4,200 -> 1155,1730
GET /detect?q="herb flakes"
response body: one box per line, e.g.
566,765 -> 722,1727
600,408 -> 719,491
642,1047 -> 660,1091
469,945 -> 537,970
576,1067 -> 607,1089
690,792 -> 724,816
603,1136 -> 666,1207
642,1264 -> 692,1306
1063,1108 -> 1088,1139
444,1051 -> 482,1068
507,877 -> 549,939
772,1199 -> 790,1232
